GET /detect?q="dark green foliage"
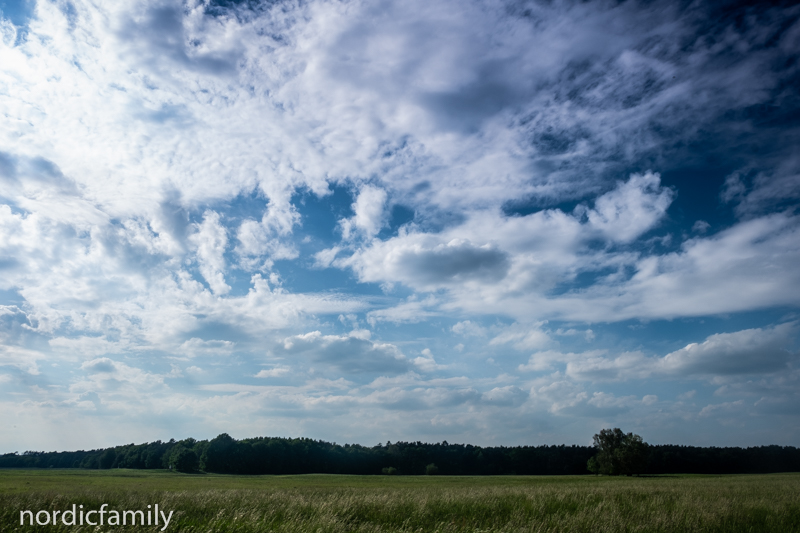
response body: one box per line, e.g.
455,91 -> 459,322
425,463 -> 439,475
382,467 -> 398,475
588,428 -> 648,476
2,433 -> 800,476
200,433 -> 237,473
99,448 -> 116,469
169,445 -> 199,473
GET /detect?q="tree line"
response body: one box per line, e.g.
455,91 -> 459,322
1,433 -> 798,475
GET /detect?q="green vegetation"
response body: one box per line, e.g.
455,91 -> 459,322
168,446 -> 199,474
4,432 -> 799,475
587,428 -> 649,476
2,469 -> 799,532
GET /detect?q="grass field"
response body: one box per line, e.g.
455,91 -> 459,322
1,469 -> 799,532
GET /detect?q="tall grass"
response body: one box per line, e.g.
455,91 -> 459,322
2,471 -> 799,532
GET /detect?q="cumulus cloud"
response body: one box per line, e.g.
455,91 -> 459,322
330,171 -> 794,325
412,348 -> 445,372
278,331 -> 410,375
341,186 -> 388,240
235,201 -> 300,270
340,235 -> 510,291
81,358 -> 117,374
658,322 -> 798,376
444,211 -> 800,323
525,322 -> 799,382
178,338 -> 235,358
582,172 -> 674,243
482,385 -> 528,407
612,214 -> 800,320
451,320 -> 487,337
76,358 -> 167,394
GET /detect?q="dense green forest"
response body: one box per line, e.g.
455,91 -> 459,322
2,434 -> 798,475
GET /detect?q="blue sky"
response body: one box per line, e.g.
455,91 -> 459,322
0,0 -> 799,452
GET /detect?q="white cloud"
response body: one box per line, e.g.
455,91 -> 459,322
313,246 -> 342,269
555,328 -> 596,342
340,234 -> 510,291
412,348 -> 445,372
366,296 -> 439,325
491,323 -> 553,351
443,211 -> 800,323
48,336 -> 129,358
279,331 -> 410,375
482,385 -> 528,407
341,186 -> 388,240
189,210 -> 230,295
610,214 -> 800,320
587,392 -> 639,411
534,323 -> 799,382
329,172 -> 797,325
698,400 -> 746,419
519,349 -> 606,373
678,390 -> 696,400
452,320 -> 487,337
531,379 -> 588,414
658,322 -> 798,376
642,395 -> 658,405
255,366 -> 290,378
178,338 -> 235,358
75,358 -> 167,395
235,202 -> 300,271
583,172 -> 674,243
0,344 -> 44,375
566,351 -> 651,382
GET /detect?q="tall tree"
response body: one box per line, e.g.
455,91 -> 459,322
587,428 -> 648,476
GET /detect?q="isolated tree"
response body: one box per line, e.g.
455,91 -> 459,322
425,463 -> 439,475
587,428 -> 648,476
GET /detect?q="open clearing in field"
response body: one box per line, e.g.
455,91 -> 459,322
2,470 -> 799,532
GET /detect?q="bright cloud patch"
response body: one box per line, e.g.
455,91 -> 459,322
279,331 -> 410,375
521,323 -> 799,382
658,323 -> 798,376
584,172 -> 674,243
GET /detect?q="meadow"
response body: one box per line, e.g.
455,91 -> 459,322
1,469 -> 799,532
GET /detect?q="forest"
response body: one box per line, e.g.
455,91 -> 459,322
2,434 -> 799,475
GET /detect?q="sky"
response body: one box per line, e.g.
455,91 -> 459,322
0,0 -> 799,453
